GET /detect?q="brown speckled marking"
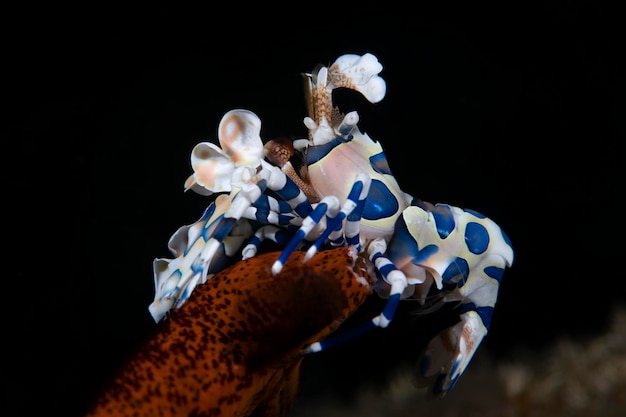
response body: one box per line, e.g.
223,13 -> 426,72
86,247 -> 374,417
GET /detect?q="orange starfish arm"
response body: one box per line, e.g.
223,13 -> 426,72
85,247 -> 374,417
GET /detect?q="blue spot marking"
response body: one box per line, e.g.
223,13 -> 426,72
369,151 -> 393,176
362,179 -> 399,221
442,257 -> 469,285
461,302 -> 494,330
432,204 -> 455,239
465,222 -> 490,255
388,218 -> 418,259
484,265 -> 505,284
306,137 -> 351,164
388,216 -> 439,264
413,244 -> 439,264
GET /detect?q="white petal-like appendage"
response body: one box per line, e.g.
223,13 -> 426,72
331,53 -> 387,103
218,109 -> 264,167
189,142 -> 236,193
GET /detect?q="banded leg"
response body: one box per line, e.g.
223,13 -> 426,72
241,225 -> 295,260
271,173 -> 371,275
197,161 -> 312,271
303,173 -> 371,262
303,237 -> 408,353
243,193 -> 303,227
259,159 -> 314,219
271,196 -> 342,275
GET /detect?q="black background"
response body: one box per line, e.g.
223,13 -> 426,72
3,3 -> 623,416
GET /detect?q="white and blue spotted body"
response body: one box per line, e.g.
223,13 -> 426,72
302,125 -> 412,240
382,200 -> 514,393
382,201 -> 514,302
151,52 -> 515,397
264,53 -> 514,396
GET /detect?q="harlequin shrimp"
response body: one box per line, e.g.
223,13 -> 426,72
149,52 -> 514,397
87,247 -> 375,417
259,53 -> 515,395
